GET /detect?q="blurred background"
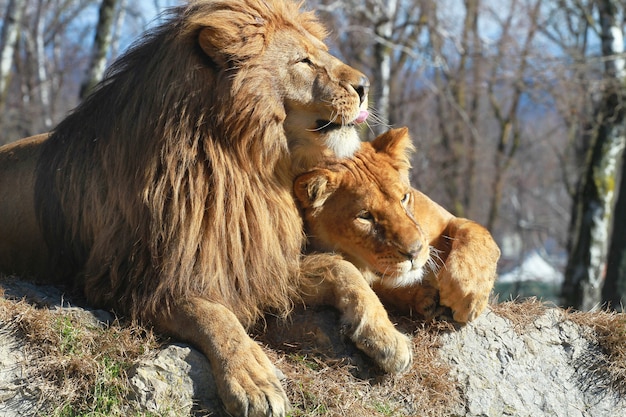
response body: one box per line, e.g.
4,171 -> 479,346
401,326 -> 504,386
0,0 -> 624,311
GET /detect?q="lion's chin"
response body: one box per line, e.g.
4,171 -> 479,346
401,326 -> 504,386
323,126 -> 361,158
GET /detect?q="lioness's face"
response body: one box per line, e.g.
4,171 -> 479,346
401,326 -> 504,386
315,180 -> 431,288
294,130 -> 432,288
270,28 -> 370,160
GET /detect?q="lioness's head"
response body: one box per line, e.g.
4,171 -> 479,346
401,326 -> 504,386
193,0 -> 369,170
294,128 -> 432,288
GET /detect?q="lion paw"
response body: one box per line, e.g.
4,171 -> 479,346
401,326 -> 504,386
349,315 -> 413,374
216,341 -> 289,417
437,223 -> 500,323
438,270 -> 493,323
442,291 -> 488,323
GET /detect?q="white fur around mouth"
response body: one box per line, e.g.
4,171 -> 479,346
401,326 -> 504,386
389,266 -> 425,287
323,125 -> 361,158
375,262 -> 426,288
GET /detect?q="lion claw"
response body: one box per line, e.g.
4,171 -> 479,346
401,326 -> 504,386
214,341 -> 290,417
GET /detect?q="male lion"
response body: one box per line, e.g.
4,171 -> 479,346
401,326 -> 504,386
0,1 -> 412,416
294,128 -> 501,323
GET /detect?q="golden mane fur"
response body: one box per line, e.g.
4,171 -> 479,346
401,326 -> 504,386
33,0 -> 324,325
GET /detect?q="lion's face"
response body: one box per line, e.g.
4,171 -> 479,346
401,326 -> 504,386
275,31 -> 370,161
294,128 -> 432,288
197,5 -> 369,168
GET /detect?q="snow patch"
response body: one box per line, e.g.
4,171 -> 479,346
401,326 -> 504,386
498,252 -> 563,284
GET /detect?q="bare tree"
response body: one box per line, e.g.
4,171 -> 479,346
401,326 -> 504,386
80,0 -> 119,99
604,147 -> 626,310
0,0 -> 24,113
428,0 -> 482,218
484,0 -> 542,232
425,0 -> 545,228
561,0 -> 626,310
1,0 -> 103,141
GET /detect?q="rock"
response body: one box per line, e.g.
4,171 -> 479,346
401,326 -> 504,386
0,329 -> 40,417
128,344 -> 221,416
438,308 -> 625,417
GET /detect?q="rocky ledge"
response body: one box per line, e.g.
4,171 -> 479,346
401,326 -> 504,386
1,277 -> 624,416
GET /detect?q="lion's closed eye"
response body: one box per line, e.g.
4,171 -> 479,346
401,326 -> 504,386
298,57 -> 314,67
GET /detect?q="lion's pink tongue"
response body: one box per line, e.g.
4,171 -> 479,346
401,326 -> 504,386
355,110 -> 369,124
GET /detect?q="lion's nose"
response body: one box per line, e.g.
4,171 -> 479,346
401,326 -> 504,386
353,76 -> 370,106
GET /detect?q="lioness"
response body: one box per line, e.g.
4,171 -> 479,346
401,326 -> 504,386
294,128 -> 501,322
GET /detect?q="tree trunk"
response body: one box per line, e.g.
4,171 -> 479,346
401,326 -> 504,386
603,148 -> 626,311
34,1 -> 51,129
562,0 -> 626,310
80,0 -> 118,100
372,0 -> 398,134
0,0 -> 24,111
109,0 -> 127,60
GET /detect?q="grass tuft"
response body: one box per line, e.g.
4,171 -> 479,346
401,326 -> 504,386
0,296 -> 159,416
566,308 -> 626,396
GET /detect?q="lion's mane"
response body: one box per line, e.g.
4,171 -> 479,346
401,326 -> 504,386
34,0 -> 318,325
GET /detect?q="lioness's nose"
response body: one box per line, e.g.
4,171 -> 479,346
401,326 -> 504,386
353,76 -> 370,106
399,242 -> 423,261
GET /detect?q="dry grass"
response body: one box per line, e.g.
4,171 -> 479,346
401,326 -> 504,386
2,287 -> 463,417
566,308 -> 626,396
490,297 -> 548,332
0,294 -> 159,416
259,312 -> 462,417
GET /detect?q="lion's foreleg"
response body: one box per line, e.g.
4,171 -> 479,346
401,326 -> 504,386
435,219 -> 500,322
152,297 -> 289,417
299,253 -> 413,374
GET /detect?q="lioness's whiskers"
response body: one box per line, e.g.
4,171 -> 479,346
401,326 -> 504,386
428,246 -> 444,275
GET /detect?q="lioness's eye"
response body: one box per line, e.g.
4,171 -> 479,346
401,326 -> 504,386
357,210 -> 374,221
401,193 -> 410,205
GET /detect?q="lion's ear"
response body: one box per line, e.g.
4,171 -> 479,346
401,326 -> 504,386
371,127 -> 415,175
198,26 -> 230,67
198,13 -> 267,66
293,170 -> 338,209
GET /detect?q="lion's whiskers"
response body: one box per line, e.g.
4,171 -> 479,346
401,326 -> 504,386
305,110 -> 341,132
307,120 -> 333,132
362,108 -> 391,135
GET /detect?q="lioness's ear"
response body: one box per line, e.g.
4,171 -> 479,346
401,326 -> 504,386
371,127 -> 415,160
293,170 -> 338,209
371,127 -> 415,174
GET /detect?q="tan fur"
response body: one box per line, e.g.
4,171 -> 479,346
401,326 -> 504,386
294,128 -> 501,323
0,2 -> 412,416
